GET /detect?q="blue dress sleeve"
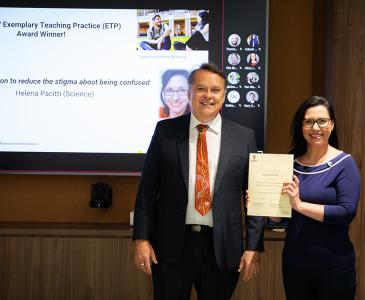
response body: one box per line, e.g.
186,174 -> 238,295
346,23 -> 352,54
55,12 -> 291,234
324,156 -> 361,225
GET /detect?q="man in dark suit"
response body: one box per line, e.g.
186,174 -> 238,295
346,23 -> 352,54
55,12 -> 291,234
133,63 -> 265,300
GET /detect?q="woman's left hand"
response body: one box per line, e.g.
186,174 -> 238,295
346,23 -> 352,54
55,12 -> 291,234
282,174 -> 302,211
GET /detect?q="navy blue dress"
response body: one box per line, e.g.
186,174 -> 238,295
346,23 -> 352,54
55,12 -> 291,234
282,152 -> 361,300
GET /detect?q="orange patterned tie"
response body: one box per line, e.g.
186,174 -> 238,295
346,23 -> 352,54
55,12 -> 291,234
195,124 -> 211,216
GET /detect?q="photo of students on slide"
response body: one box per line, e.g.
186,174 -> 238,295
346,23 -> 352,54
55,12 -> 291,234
173,10 -> 209,51
137,10 -> 210,52
139,14 -> 171,50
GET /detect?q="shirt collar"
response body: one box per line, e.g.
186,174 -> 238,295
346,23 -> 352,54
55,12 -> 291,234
189,113 -> 222,134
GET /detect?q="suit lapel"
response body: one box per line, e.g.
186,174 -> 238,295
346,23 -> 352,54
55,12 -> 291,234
176,114 -> 191,190
214,117 -> 235,195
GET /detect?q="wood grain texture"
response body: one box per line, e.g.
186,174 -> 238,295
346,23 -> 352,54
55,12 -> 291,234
0,174 -> 139,224
232,241 -> 285,300
317,1 -> 365,299
266,0 -> 314,154
0,226 -> 285,300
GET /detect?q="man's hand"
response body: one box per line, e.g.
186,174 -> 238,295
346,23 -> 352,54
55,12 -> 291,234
238,250 -> 261,281
134,239 -> 158,275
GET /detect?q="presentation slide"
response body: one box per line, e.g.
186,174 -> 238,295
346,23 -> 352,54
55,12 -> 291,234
0,7 -> 208,154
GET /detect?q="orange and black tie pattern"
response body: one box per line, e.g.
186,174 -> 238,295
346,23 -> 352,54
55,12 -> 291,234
195,124 -> 211,216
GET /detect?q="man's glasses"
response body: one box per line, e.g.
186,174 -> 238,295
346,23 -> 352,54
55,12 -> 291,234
302,118 -> 331,128
163,88 -> 188,97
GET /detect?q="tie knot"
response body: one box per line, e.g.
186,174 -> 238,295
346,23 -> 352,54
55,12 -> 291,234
196,124 -> 208,133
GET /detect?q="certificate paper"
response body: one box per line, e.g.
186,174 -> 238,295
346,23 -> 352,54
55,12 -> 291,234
247,153 -> 294,218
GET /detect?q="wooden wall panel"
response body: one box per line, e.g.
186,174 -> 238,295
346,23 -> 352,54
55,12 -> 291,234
318,0 -> 365,299
266,0 -> 314,153
232,241 -> 285,300
0,228 -> 285,300
70,239 -> 95,300
41,238 -> 72,300
0,237 -> 41,300
0,237 -> 5,298
0,175 -> 139,224
21,238 -> 41,299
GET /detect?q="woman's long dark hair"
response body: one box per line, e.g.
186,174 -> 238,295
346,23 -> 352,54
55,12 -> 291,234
196,10 -> 209,30
289,96 -> 339,158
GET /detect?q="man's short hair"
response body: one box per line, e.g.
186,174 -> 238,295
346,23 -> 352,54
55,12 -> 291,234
152,14 -> 161,21
188,63 -> 227,89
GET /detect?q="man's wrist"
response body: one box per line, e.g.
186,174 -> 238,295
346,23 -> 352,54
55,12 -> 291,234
135,239 -> 148,245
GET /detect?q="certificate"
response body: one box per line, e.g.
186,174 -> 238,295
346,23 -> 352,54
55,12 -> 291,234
247,153 -> 294,218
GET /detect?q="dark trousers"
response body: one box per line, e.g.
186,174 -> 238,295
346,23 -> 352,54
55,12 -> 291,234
140,37 -> 171,50
174,31 -> 208,51
152,228 -> 239,300
185,31 -> 208,50
283,259 -> 356,300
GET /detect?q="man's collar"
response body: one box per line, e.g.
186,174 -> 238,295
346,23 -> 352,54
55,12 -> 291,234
189,113 -> 221,134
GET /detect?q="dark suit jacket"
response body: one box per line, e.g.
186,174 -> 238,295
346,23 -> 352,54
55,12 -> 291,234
133,113 -> 264,270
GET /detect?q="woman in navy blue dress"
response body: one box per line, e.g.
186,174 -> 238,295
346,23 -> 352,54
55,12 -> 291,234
280,96 -> 361,300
